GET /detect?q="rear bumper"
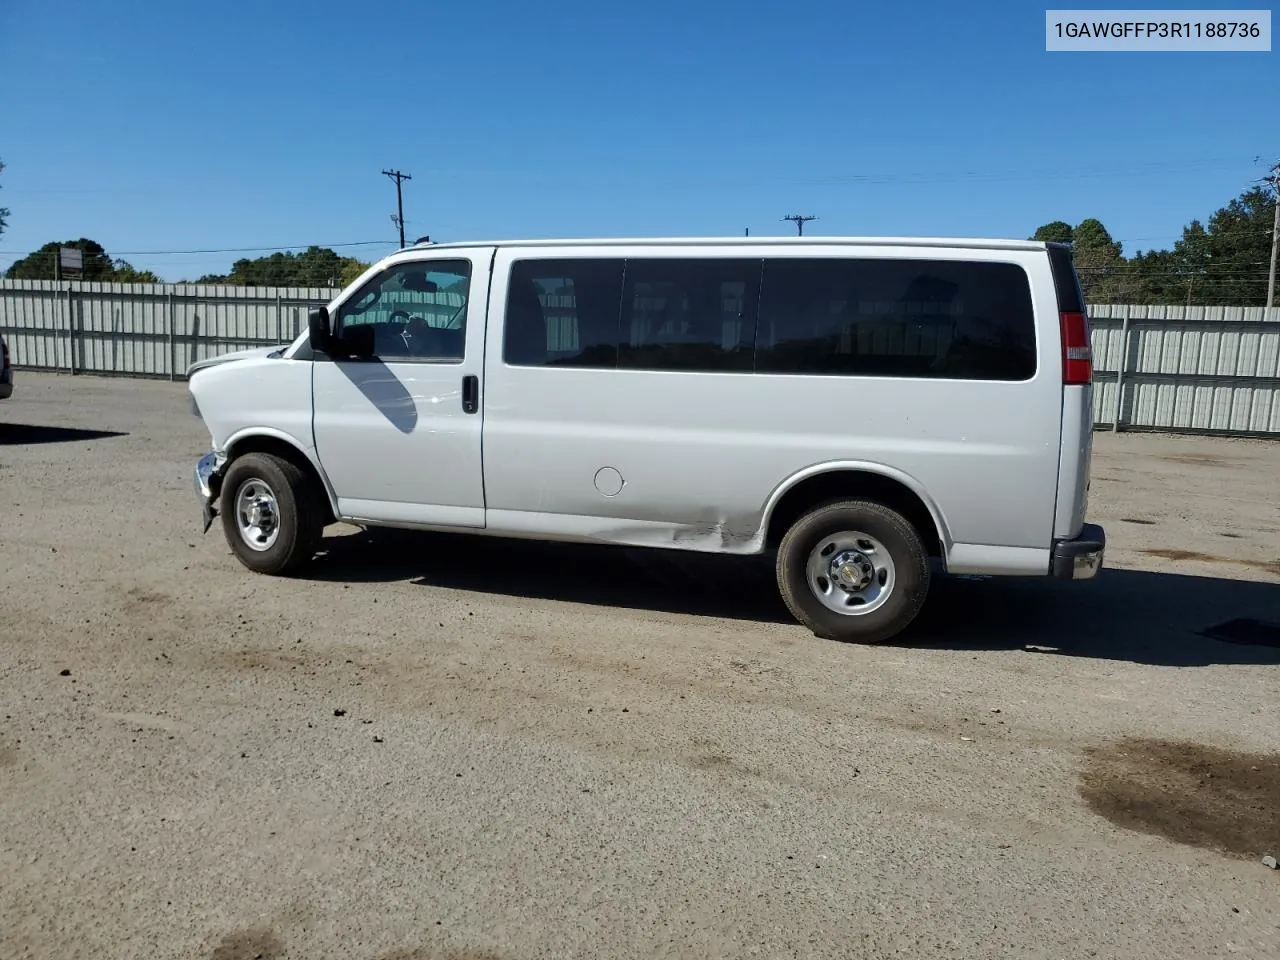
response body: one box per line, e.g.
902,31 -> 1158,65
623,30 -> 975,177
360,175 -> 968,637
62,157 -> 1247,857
1051,522 -> 1106,581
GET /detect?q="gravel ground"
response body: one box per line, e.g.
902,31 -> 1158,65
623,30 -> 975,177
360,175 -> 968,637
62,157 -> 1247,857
2,372 -> 1278,960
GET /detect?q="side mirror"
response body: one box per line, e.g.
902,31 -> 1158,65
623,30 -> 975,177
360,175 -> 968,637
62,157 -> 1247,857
308,307 -> 332,353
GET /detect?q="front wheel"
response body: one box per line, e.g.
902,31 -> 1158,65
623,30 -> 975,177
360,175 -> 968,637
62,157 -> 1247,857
219,452 -> 324,576
776,499 -> 931,644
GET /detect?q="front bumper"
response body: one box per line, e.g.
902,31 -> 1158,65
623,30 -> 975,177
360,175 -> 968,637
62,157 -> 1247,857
1051,522 -> 1106,580
194,451 -> 227,533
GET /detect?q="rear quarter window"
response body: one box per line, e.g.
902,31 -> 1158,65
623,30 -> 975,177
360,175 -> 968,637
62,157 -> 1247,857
755,258 -> 1038,381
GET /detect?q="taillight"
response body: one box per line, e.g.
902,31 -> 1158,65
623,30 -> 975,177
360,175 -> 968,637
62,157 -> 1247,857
1059,311 -> 1092,385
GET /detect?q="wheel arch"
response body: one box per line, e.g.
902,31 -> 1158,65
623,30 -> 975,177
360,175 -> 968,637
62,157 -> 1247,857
224,429 -> 338,525
762,463 -> 951,560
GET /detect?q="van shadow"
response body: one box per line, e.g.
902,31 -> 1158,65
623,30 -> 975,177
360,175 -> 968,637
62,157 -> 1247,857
0,423 -> 129,445
309,530 -> 1280,667
907,570 -> 1280,666
311,528 -> 794,624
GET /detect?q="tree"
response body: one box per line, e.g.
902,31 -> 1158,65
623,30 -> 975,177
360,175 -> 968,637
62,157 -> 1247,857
1197,186 -> 1273,306
1032,182 -> 1277,307
1167,220 -> 1212,305
0,158 -> 9,237
198,246 -> 370,287
111,261 -> 161,283
1069,218 -> 1129,303
1030,221 -> 1073,244
4,238 -> 116,280
4,239 -> 165,283
340,256 -> 369,286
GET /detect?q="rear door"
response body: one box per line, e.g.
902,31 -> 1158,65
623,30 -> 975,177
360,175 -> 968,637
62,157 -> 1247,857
311,250 -> 493,527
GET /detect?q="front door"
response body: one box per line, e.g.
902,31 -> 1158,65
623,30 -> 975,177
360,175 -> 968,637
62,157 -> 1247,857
311,251 -> 492,527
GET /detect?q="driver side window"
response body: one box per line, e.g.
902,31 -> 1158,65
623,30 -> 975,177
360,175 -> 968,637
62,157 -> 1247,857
335,259 -> 471,361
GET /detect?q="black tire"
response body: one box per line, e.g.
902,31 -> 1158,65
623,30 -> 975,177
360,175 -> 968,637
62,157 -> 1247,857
219,452 -> 325,576
776,499 -> 931,644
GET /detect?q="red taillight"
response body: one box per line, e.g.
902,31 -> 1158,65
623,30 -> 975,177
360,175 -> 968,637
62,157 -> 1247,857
1059,311 -> 1092,385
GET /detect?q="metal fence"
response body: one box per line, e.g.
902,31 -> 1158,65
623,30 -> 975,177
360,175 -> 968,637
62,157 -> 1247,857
0,279 -> 337,380
2,280 -> 1278,437
1088,304 -> 1280,437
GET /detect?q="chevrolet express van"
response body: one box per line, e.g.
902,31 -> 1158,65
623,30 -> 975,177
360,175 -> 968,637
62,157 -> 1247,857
187,237 -> 1105,644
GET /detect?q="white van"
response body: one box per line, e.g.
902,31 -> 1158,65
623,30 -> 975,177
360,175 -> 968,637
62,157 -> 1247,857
187,237 -> 1105,644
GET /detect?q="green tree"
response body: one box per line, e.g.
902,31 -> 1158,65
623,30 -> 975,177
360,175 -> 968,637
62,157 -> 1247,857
208,246 -> 371,287
1127,247 -> 1180,304
1030,220 -> 1073,244
340,256 -> 370,285
1196,186 -> 1273,306
1069,218 -> 1129,303
1165,220 -> 1212,305
4,238 -> 116,280
111,260 -> 162,283
1034,183 -> 1277,307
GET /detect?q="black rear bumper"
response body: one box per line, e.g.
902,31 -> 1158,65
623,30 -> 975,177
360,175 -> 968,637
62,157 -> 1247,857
1051,523 -> 1106,580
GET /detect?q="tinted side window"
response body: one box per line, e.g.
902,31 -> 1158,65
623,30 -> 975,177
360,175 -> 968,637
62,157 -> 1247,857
504,258 -> 623,367
755,258 -> 1036,381
619,259 -> 761,372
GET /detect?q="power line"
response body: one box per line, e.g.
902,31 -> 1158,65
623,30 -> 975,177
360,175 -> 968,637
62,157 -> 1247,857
784,157 -> 1262,187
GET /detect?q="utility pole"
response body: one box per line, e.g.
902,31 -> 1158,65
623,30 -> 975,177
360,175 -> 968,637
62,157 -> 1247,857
783,214 -> 817,236
381,169 -> 412,248
1265,160 -> 1279,310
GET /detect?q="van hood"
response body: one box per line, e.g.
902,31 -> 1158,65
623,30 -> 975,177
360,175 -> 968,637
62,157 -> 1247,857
186,345 -> 283,378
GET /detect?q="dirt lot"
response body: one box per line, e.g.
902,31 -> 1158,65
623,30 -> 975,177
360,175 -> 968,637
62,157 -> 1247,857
2,371 -> 1278,960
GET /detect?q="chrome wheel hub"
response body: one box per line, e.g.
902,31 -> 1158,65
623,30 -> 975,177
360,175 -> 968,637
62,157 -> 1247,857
235,478 -> 280,552
805,532 -> 896,616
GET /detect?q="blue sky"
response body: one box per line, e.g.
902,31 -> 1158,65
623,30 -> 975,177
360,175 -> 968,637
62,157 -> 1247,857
0,0 -> 1275,281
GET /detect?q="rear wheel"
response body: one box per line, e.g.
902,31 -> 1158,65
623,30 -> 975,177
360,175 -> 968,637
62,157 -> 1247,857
219,452 -> 325,575
776,499 -> 930,644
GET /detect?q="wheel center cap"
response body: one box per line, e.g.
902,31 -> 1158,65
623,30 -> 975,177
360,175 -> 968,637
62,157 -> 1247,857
832,551 -> 871,590
249,499 -> 273,529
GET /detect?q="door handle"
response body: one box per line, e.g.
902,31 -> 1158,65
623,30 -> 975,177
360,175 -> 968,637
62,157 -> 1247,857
462,374 -> 479,414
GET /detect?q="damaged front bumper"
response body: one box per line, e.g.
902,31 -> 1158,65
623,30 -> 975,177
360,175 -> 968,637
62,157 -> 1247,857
194,450 -> 228,533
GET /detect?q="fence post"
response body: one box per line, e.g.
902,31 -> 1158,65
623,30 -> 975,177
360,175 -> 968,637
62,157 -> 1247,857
65,283 -> 76,375
167,290 -> 176,381
1111,312 -> 1130,431
276,293 -> 283,345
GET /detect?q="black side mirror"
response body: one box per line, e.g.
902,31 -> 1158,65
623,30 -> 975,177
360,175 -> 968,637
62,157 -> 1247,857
308,307 -> 332,353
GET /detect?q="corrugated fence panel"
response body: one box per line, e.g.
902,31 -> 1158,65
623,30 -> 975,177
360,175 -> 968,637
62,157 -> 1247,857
0,281 -> 343,378
1085,304 -> 1280,436
2,281 -> 1279,436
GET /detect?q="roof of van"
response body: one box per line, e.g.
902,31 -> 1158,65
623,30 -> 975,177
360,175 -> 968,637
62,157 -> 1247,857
399,236 -> 1050,253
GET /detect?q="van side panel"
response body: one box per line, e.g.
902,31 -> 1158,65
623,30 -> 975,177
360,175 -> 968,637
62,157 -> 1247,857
480,244 -> 1066,565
